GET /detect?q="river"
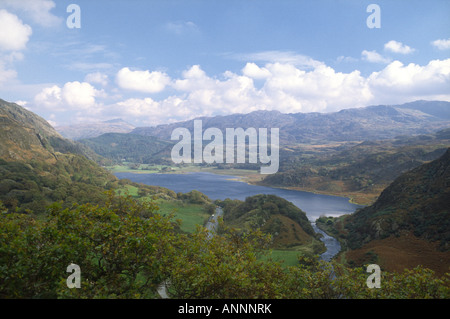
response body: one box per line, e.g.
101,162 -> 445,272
115,171 -> 361,261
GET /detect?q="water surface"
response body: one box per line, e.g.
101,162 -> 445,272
115,172 -> 362,261
115,172 -> 361,221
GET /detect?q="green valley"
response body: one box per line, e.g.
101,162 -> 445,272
1,98 -> 449,299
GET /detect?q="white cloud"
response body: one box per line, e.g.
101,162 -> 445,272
116,67 -> 171,93
172,65 -> 214,92
368,59 -> 450,103
0,0 -> 61,27
361,50 -> 391,64
242,63 -> 271,79
164,21 -> 199,35
62,81 -> 99,109
336,56 -> 358,63
14,100 -> 28,107
85,72 -> 109,87
34,85 -> 61,108
66,62 -> 114,72
47,119 -> 57,127
261,63 -> 373,113
384,40 -> 415,54
0,9 -> 32,51
431,38 -> 450,50
108,96 -> 192,126
34,81 -> 102,111
0,58 -> 17,86
32,58 -> 450,126
231,50 -> 324,69
102,57 -> 450,125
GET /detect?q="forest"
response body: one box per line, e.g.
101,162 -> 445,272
1,192 -> 448,299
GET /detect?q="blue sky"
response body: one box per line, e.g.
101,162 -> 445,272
0,0 -> 449,127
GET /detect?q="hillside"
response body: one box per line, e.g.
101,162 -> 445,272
219,194 -> 324,253
79,132 -> 174,164
56,118 -> 135,140
262,129 -> 450,204
132,100 -> 450,145
0,99 -> 120,213
321,148 -> 450,275
1,99 -> 63,162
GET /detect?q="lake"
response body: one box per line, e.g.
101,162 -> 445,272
115,171 -> 362,221
115,171 -> 363,261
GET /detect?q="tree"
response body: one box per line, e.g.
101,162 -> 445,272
166,225 -> 287,298
0,193 -> 178,298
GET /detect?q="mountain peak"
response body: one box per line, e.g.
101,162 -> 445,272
131,100 -> 450,144
56,119 -> 136,140
103,118 -> 131,124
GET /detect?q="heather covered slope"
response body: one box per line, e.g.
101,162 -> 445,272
324,148 -> 450,275
344,148 -> 450,250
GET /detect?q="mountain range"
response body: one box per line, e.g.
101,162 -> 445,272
130,100 -> 450,144
56,118 -> 135,140
262,128 -> 450,204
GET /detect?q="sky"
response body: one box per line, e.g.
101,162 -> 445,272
0,0 -> 449,127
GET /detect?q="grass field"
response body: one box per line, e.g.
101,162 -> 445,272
261,239 -> 326,267
262,250 -> 303,267
114,184 -> 211,233
107,163 -> 260,178
157,199 -> 211,233
107,164 -> 173,174
115,184 -> 140,197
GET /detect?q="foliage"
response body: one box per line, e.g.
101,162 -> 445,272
220,194 -> 316,238
342,148 -> 450,251
177,190 -> 211,205
0,193 -> 449,299
79,133 -> 173,165
0,192 -> 176,298
0,156 -> 118,214
166,225 -> 287,299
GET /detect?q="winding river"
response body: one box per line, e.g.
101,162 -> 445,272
115,172 -> 361,260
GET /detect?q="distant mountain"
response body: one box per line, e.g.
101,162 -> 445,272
262,128 -> 450,205
332,148 -> 450,275
131,101 -> 450,144
79,133 -> 174,164
56,118 -> 135,140
395,100 -> 450,120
